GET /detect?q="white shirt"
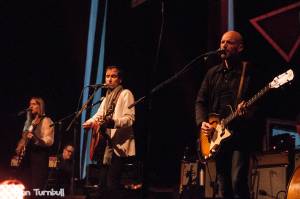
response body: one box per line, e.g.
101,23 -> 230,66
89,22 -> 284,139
86,89 -> 136,156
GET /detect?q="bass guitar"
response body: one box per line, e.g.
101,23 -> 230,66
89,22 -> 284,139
199,69 -> 294,160
11,135 -> 29,167
12,117 -> 43,167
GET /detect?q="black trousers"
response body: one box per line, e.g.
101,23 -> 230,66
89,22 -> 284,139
100,152 -> 125,199
30,146 -> 49,190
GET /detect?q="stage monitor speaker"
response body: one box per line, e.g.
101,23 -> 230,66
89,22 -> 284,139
251,165 -> 287,199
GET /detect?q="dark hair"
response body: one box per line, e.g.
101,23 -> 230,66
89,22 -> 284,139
106,65 -> 123,80
64,143 -> 74,149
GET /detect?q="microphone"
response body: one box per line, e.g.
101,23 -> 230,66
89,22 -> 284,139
86,83 -> 108,89
17,108 -> 31,116
218,48 -> 226,59
203,48 -> 226,59
217,48 -> 229,69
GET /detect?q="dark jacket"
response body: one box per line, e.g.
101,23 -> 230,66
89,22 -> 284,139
195,61 -> 256,149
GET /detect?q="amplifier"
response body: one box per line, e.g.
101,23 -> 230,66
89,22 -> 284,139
251,165 -> 287,199
254,152 -> 289,167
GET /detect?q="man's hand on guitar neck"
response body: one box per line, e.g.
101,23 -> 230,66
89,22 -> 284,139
201,122 -> 214,137
237,101 -> 247,116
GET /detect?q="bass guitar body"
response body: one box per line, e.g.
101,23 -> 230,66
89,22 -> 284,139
199,114 -> 231,160
12,132 -> 30,167
199,69 -> 294,160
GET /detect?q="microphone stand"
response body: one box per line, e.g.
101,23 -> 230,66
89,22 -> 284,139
128,49 -> 220,199
50,99 -> 103,155
64,86 -> 103,195
51,99 -> 102,129
128,49 -> 220,109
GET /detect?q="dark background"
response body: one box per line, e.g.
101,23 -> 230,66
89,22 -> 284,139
0,0 -> 299,188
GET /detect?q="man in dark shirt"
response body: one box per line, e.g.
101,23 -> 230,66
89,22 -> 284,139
195,31 -> 255,199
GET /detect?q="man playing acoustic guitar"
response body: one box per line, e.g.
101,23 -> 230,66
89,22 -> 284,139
83,65 -> 135,199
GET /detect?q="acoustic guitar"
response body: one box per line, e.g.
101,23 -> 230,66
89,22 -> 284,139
199,69 -> 294,160
89,105 -> 114,161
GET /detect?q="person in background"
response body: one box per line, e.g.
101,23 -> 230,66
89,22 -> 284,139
56,144 -> 75,194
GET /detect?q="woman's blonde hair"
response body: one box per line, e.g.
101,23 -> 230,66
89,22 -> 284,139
31,97 -> 46,116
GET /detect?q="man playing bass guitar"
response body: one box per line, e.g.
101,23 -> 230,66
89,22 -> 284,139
195,31 -> 257,199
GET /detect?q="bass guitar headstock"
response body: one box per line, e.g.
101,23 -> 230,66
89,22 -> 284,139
269,69 -> 294,89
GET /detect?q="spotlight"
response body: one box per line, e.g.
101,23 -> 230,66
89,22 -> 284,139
0,179 -> 26,199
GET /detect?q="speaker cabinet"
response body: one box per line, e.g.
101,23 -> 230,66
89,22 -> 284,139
251,165 -> 287,199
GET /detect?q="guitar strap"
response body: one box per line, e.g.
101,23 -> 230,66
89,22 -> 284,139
105,88 -> 123,140
102,87 -> 123,165
235,61 -> 247,108
106,87 -> 123,120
